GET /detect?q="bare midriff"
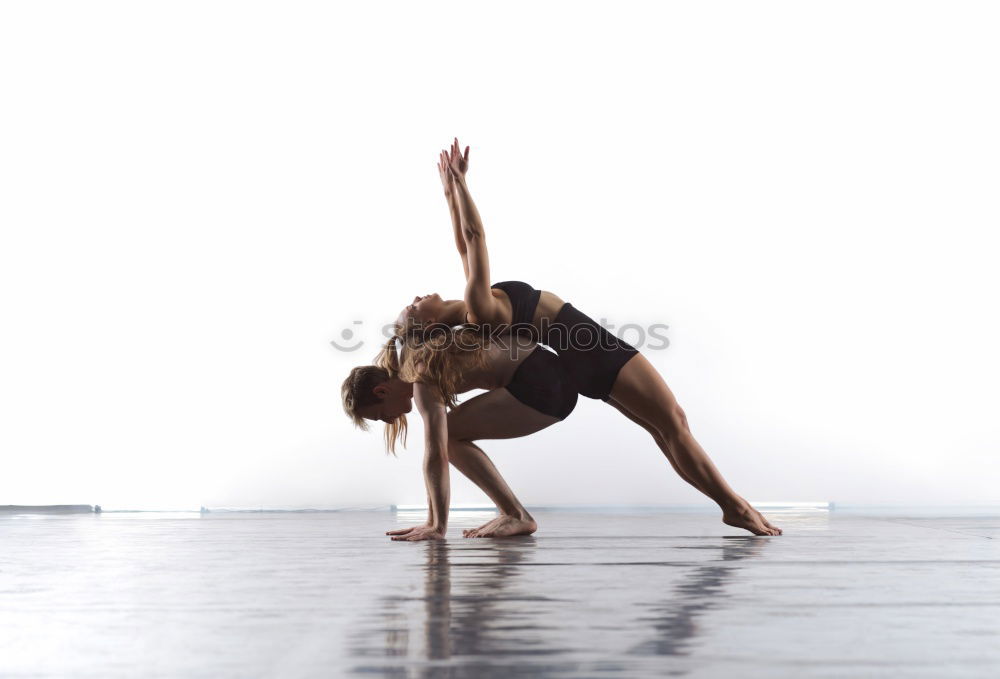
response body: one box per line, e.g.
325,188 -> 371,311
532,290 -> 565,327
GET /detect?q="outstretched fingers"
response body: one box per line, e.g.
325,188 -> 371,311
446,137 -> 470,176
386,526 -> 418,536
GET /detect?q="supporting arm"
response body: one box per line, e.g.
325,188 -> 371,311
417,382 -> 450,538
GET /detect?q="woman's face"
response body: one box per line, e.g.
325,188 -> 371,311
397,293 -> 444,327
356,379 -> 413,423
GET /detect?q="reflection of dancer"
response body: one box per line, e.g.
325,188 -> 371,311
347,542 -> 454,672
349,540 -> 567,678
340,139 -> 782,539
630,537 -> 768,657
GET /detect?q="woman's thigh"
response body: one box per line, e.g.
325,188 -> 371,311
607,352 -> 687,437
448,388 -> 561,441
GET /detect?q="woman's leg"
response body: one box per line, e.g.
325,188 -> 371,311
446,388 -> 562,537
448,439 -> 533,534
608,353 -> 782,536
605,397 -> 700,489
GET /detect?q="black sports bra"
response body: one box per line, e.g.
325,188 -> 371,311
490,280 -> 541,326
463,280 -> 542,327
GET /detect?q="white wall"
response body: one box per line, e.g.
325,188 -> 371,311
1,1 -> 997,510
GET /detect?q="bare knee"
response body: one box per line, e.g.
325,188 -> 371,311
677,406 -> 690,432
644,426 -> 666,449
632,414 -> 673,450
652,405 -> 689,442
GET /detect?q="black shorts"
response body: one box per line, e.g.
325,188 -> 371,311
504,346 -> 578,420
542,303 -> 639,401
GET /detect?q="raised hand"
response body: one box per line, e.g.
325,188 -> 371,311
437,149 -> 455,195
446,137 -> 470,179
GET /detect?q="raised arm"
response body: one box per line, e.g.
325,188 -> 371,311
390,381 -> 450,541
438,150 -> 470,280
445,138 -> 505,324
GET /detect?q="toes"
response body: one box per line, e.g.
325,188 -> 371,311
464,521 -> 495,538
762,518 -> 782,534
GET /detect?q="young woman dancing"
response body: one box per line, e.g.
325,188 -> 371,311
341,139 -> 782,540
343,325 -> 581,541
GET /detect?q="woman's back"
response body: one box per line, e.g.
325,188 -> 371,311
462,336 -> 541,391
399,327 -> 543,397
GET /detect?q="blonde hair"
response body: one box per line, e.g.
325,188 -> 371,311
396,325 -> 490,408
341,323 -> 491,453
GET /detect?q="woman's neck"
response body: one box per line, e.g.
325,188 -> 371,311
438,299 -> 468,325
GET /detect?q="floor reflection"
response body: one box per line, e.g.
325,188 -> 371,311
627,537 -> 769,658
349,534 -> 771,677
349,538 -> 575,678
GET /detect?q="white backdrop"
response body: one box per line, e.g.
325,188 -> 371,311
1,1 -> 997,510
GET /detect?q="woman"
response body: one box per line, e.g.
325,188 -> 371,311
374,138 -> 781,538
343,325 -> 579,541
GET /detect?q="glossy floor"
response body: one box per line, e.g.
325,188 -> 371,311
1,509 -> 998,678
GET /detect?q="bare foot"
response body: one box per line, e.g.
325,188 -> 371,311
463,516 -> 503,537
722,500 -> 783,536
463,515 -> 537,538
